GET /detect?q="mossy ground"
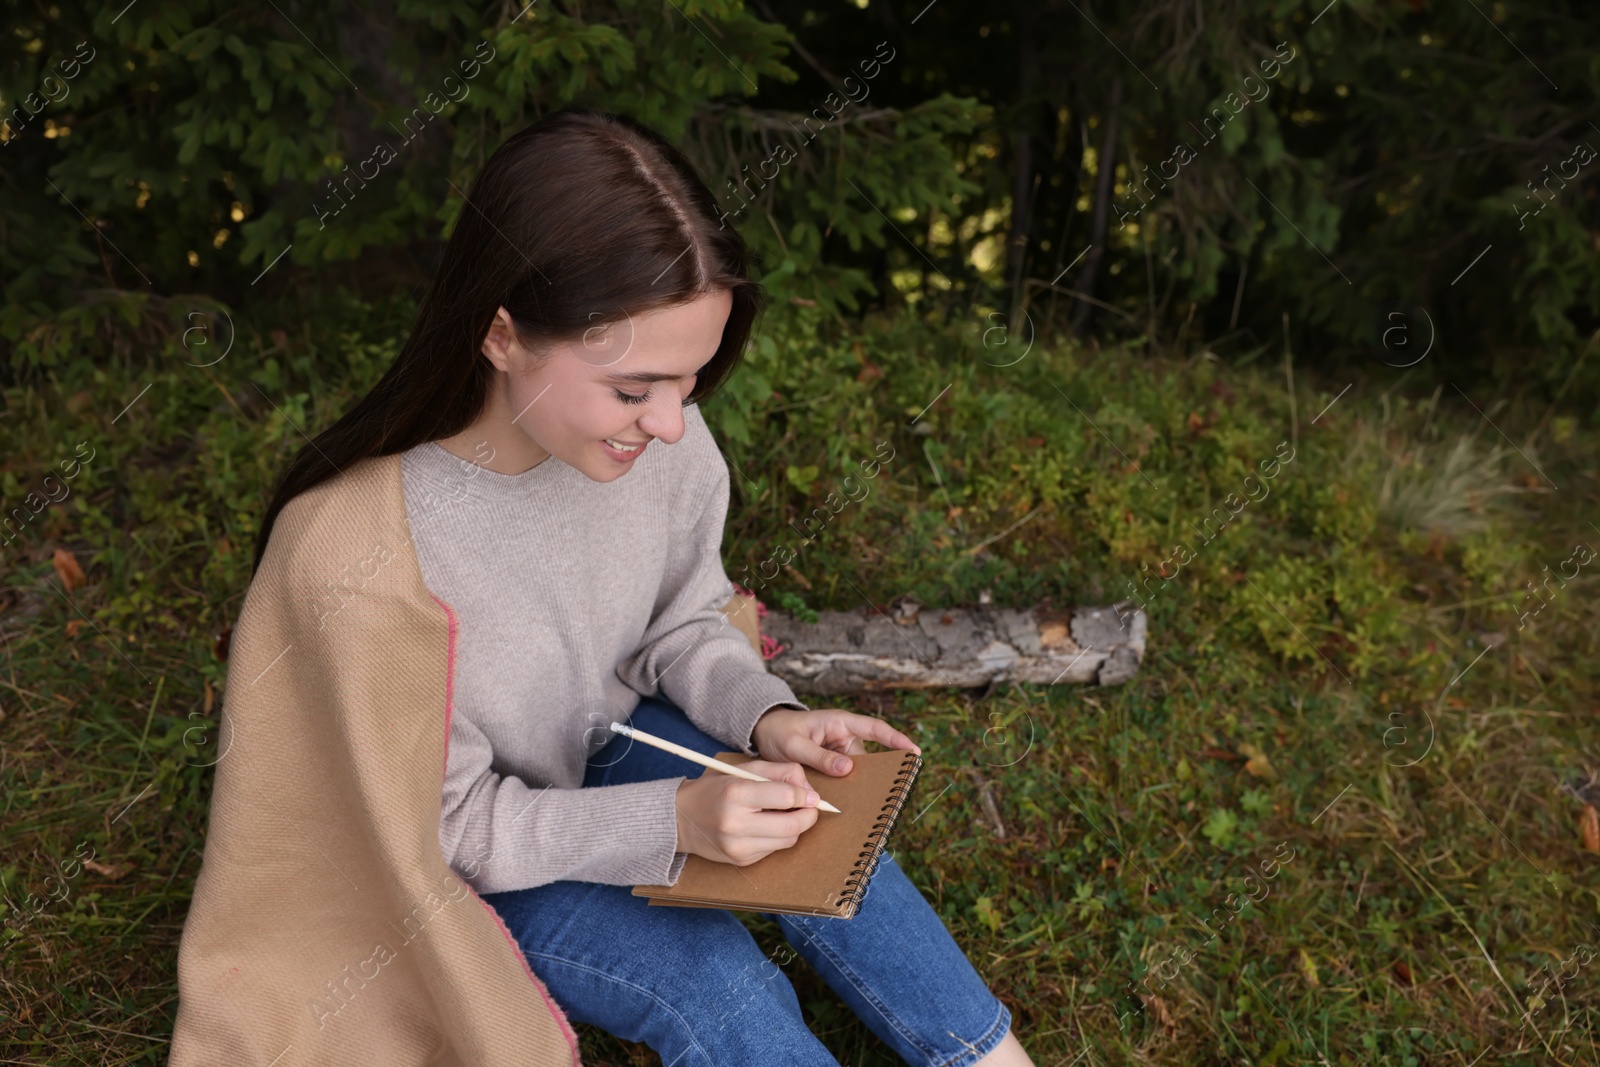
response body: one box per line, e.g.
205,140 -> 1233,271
2,297 -> 1595,1065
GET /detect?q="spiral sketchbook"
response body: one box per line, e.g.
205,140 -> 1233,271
632,748 -> 923,919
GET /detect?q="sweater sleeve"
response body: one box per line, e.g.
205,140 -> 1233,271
439,704 -> 691,894
615,420 -> 811,756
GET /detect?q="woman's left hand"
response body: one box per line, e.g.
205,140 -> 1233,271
750,706 -> 922,777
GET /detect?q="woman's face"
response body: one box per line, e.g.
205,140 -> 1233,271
477,288 -> 732,482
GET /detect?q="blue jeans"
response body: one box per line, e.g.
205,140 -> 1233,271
480,696 -> 1013,1067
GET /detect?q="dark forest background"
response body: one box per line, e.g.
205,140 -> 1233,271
4,0 -> 1598,402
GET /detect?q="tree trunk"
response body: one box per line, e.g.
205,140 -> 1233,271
1070,77 -> 1123,336
1005,0 -> 1042,304
756,600 -> 1146,695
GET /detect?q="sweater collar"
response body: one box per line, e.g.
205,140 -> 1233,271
404,439 -> 572,506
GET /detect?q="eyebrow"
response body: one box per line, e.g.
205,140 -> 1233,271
601,362 -> 710,384
601,370 -> 694,384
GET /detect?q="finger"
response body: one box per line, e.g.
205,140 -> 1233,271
789,735 -> 858,776
742,759 -> 814,790
806,719 -> 912,775
752,806 -> 821,837
738,779 -> 820,812
841,713 -> 922,757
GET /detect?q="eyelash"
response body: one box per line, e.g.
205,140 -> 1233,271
613,385 -> 698,406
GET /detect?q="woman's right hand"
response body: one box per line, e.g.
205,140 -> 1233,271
674,761 -> 822,866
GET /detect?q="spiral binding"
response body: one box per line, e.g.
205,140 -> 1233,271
834,751 -> 924,915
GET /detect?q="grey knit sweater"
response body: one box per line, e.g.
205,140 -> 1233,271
399,403 -> 809,895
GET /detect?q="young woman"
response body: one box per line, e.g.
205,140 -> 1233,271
253,106 -> 1033,1066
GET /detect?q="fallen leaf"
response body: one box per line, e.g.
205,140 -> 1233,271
973,896 -> 1003,934
1187,412 -> 1206,433
1298,948 -> 1320,987
1200,746 -> 1241,762
1238,742 -> 1277,781
1581,804 -> 1599,853
1139,993 -> 1173,1029
65,619 -> 84,638
1038,621 -> 1071,648
83,857 -> 129,881
1393,959 -> 1414,985
53,549 -> 87,591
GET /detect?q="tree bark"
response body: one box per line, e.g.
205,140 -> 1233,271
756,600 -> 1146,695
1070,77 -> 1123,336
1005,0 -> 1043,303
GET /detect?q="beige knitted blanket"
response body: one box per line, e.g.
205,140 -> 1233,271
170,451 -> 762,1065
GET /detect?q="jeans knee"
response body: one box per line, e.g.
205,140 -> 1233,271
611,976 -> 833,1067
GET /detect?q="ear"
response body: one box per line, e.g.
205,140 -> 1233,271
481,306 -> 516,372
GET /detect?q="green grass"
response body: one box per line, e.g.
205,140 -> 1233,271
1,294 -> 1597,1065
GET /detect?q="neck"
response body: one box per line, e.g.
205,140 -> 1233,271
434,372 -> 551,475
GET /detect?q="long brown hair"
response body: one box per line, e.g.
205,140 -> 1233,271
252,106 -> 764,573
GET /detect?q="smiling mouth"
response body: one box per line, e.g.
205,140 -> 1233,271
602,437 -> 649,458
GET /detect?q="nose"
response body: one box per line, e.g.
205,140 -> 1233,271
634,387 -> 689,445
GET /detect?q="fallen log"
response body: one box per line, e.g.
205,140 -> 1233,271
751,597 -> 1147,696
